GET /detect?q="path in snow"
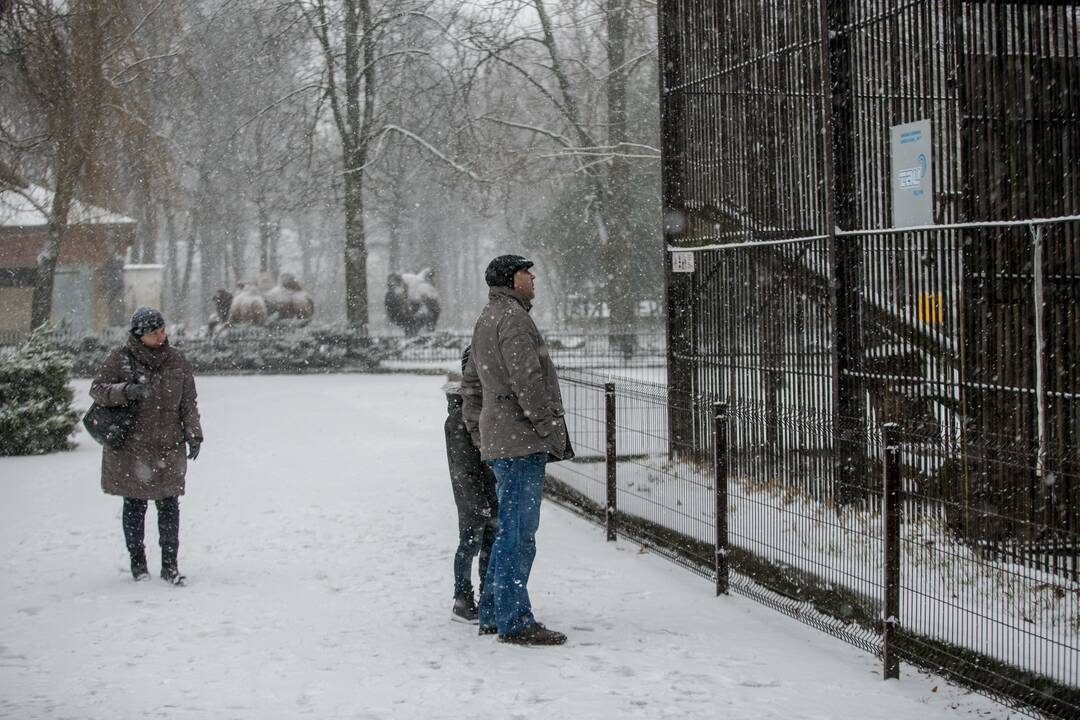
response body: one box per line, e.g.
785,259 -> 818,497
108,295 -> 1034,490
0,375 -> 1010,719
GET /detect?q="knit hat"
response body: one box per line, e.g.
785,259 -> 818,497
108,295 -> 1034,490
130,306 -> 165,337
484,255 -> 533,288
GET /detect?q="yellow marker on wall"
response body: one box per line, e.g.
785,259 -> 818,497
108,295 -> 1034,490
917,292 -> 944,324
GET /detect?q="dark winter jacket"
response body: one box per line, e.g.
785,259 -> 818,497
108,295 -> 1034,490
461,285 -> 572,462
90,335 -> 203,500
444,382 -> 498,529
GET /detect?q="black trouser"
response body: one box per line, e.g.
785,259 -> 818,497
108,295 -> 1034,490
454,520 -> 497,598
122,497 -> 179,554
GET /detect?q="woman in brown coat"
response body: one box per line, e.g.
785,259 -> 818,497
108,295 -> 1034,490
90,307 -> 203,585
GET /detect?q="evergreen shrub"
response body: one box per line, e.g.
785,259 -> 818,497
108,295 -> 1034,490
0,332 -> 80,455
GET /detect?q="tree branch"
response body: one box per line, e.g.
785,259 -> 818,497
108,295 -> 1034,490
101,0 -> 166,64
228,83 -> 323,141
479,115 -> 572,148
345,124 -> 488,183
300,0 -> 349,148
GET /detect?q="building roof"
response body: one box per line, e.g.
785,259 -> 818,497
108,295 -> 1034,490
0,182 -> 135,228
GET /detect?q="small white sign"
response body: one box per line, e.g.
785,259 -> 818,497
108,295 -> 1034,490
671,251 -> 695,273
891,119 -> 933,228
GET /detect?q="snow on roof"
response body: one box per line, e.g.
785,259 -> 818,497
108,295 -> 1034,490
0,182 -> 135,228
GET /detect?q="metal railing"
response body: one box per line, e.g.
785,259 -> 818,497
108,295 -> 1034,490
547,370 -> 1080,720
378,330 -> 667,383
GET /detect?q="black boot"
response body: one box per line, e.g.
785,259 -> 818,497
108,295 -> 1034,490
160,547 -> 185,586
497,622 -> 567,646
452,593 -> 478,623
130,547 -> 150,581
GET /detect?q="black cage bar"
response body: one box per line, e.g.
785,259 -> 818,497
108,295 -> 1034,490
657,0 -> 1079,716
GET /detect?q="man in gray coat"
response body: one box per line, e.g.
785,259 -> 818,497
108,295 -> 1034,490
91,307 -> 203,586
461,255 -> 572,646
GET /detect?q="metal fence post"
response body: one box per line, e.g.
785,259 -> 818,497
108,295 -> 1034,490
713,402 -> 729,596
882,422 -> 901,680
605,382 -> 617,542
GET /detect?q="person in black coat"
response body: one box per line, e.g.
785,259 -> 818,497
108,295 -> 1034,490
444,346 -> 498,623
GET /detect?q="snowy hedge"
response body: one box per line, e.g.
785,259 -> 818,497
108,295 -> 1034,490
55,324 -> 392,378
179,325 -> 389,374
0,333 -> 80,456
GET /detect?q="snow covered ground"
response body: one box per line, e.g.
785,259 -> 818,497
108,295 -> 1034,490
0,374 -> 1013,719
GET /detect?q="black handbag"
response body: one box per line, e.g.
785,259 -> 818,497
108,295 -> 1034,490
83,352 -> 139,450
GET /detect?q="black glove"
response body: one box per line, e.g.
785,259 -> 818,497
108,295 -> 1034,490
123,382 -> 151,401
187,440 -> 201,460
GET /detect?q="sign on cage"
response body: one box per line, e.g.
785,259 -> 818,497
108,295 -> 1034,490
890,119 -> 933,228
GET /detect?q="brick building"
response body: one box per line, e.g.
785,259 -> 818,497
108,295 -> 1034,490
0,180 -> 135,333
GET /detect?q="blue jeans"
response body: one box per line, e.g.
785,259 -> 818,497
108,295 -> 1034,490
477,451 -> 547,635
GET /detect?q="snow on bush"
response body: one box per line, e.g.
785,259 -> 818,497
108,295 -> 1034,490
48,324 -> 391,377
0,330 -> 80,456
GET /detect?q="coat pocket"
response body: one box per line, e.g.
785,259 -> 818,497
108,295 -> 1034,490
545,418 -> 573,462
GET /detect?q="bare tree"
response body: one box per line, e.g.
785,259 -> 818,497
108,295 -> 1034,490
1,0 -> 150,328
295,0 -> 384,329
296,0 -> 484,329
3,0 -> 657,335
467,0 -> 660,334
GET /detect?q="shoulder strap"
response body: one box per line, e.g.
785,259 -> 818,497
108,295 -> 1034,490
124,349 -> 139,383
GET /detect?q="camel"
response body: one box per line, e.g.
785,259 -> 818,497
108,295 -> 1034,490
385,268 -> 440,336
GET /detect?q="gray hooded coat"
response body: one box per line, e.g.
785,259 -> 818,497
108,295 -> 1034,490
461,286 -> 572,462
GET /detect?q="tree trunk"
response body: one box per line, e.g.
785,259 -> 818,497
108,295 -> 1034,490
198,220 -> 216,323
197,173 -> 224,323
229,215 -> 243,287
28,223 -> 63,330
343,165 -> 368,329
29,182 -> 74,330
342,0 -> 373,329
258,201 -> 272,273
304,0 -> 373,328
177,210 -> 197,321
164,203 -> 179,315
297,215 -> 313,287
604,0 -> 636,344
388,179 -> 405,273
270,220 -> 280,279
138,159 -> 158,263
